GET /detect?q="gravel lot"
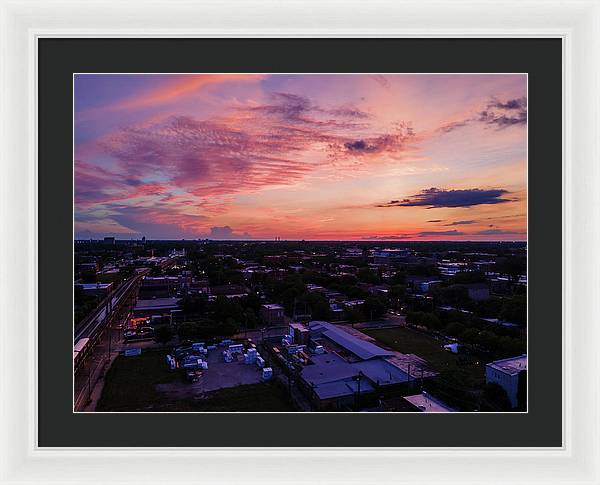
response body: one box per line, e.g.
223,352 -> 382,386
156,348 -> 264,399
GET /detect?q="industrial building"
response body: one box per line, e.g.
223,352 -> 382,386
281,321 -> 437,410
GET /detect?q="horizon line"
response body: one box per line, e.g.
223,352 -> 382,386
74,238 -> 527,243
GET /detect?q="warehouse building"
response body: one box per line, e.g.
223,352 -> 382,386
296,321 -> 436,410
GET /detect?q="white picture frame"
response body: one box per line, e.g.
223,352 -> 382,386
1,0 -> 598,483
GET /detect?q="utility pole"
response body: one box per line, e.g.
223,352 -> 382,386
107,324 -> 112,361
356,371 -> 363,410
87,367 -> 92,404
293,297 -> 297,321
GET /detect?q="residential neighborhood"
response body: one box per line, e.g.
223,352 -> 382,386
74,239 -> 527,412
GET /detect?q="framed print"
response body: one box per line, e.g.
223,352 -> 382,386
43,38 -> 556,447
1,0 -> 599,484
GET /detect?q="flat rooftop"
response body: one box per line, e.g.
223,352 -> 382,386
309,321 -> 393,361
300,353 -> 378,400
313,378 -> 375,400
76,283 -> 112,290
134,297 -> 179,312
486,354 -> 527,376
404,393 -> 455,412
262,304 -> 284,310
352,359 -> 409,386
301,353 -> 357,385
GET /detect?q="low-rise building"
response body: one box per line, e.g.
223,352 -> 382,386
485,354 -> 527,408
209,285 -> 249,299
371,248 -> 411,265
296,321 -> 436,410
460,283 -> 491,301
418,280 -> 442,293
139,276 -> 178,298
75,282 -> 113,297
133,297 -> 180,318
261,303 -> 286,325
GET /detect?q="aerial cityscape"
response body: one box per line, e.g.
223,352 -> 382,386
74,74 -> 527,412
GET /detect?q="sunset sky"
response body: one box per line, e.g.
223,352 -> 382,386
74,74 -> 527,241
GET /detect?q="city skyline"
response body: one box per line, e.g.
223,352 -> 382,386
75,74 -> 527,241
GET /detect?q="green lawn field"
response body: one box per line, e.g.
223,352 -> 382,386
363,326 -> 486,387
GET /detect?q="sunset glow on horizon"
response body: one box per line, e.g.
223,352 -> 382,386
75,74 -> 527,241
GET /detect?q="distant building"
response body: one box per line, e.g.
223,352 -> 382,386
288,322 -> 310,345
139,276 -> 178,298
462,283 -> 490,301
406,275 -> 436,291
343,247 -> 364,258
75,282 -> 113,297
261,303 -> 286,325
209,284 -> 249,299
97,267 -> 121,283
366,284 -> 391,297
76,262 -> 99,273
133,297 -> 180,318
418,280 -> 442,293
486,354 -> 527,408
371,248 -> 411,265
189,278 -> 210,295
329,303 -> 345,321
451,282 -> 490,301
437,261 -> 467,276
489,277 -> 511,295
103,236 -> 115,245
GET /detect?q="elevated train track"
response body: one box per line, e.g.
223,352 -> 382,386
73,269 -> 149,371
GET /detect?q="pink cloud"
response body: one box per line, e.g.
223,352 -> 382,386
103,74 -> 265,112
97,92 -> 417,205
75,160 -> 169,207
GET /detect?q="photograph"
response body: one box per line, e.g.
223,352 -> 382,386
73,73 -> 527,413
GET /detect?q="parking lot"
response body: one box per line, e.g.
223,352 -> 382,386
97,347 -> 293,411
155,347 -> 266,399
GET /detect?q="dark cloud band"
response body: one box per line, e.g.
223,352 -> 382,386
378,187 -> 512,209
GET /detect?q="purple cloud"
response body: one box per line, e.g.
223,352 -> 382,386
208,226 -> 251,240
445,220 -> 476,226
417,230 -> 464,237
474,228 -> 525,236
487,97 -> 527,111
378,187 -> 512,209
437,96 -> 527,133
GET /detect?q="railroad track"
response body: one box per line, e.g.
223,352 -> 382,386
74,269 -> 149,343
